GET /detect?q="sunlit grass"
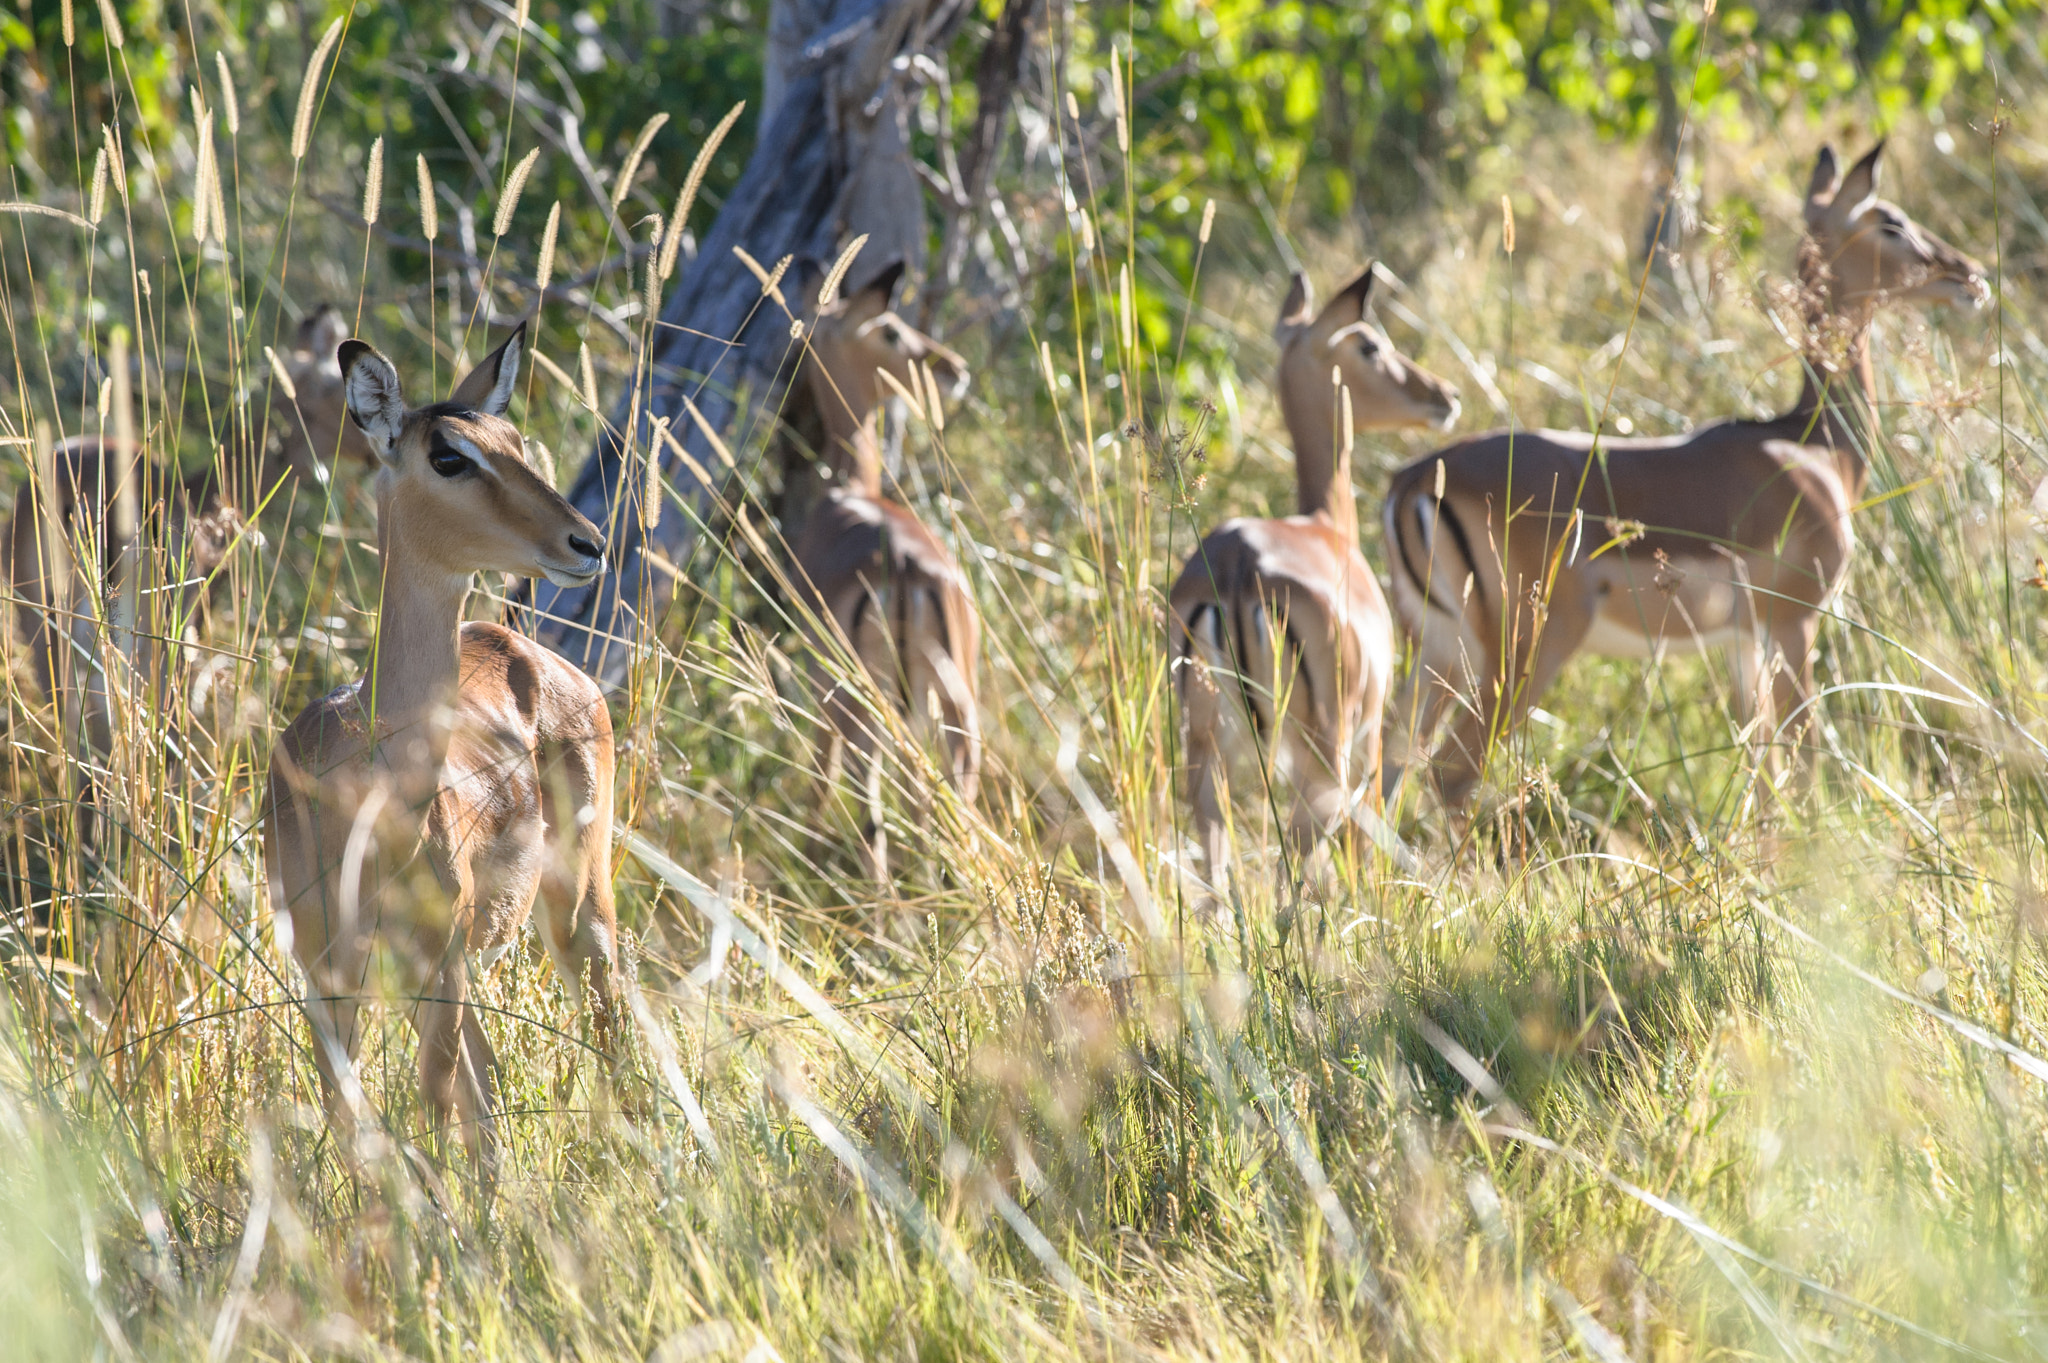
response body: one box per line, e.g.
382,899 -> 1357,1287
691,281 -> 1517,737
1,13 -> 2046,1360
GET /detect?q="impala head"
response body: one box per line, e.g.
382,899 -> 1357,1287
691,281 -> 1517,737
1803,142 -> 1988,313
801,260 -> 970,435
1275,266 -> 1460,433
267,306 -> 378,484
339,323 -> 606,589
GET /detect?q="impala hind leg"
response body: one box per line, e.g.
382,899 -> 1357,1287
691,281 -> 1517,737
412,953 -> 499,1173
538,735 -> 622,1061
1767,610 -> 1824,787
1433,602 -> 1590,813
1177,654 -> 1234,892
298,939 -> 372,1163
1384,611 -> 1481,804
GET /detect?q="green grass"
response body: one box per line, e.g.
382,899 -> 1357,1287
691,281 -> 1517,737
3,16 -> 2048,1361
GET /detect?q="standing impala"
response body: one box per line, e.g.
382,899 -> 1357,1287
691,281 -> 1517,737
1170,266 -> 1460,880
790,260 -> 976,881
2,307 -> 365,788
1381,142 -> 1987,810
265,323 -> 619,1169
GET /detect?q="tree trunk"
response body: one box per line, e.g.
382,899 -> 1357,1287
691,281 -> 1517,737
531,0 -> 969,683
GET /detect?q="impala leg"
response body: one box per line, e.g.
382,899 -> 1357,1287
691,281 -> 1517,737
1434,602 -> 1590,812
538,732 -> 622,1064
1767,610 -> 1823,788
1384,616 -> 1479,804
412,952 -> 497,1173
298,935 -> 371,1164
1178,657 -> 1233,890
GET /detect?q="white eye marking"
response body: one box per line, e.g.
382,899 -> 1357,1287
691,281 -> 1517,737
448,435 -> 505,482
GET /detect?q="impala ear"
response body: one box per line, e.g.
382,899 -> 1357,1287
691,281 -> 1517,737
1804,144 -> 1841,228
449,320 -> 526,417
1320,264 -> 1376,324
849,259 -> 906,316
1831,141 -> 1885,221
338,340 -> 405,462
1278,271 -> 1314,330
295,305 -> 349,366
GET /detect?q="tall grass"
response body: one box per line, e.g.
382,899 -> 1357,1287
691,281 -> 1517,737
2,10 -> 2047,1360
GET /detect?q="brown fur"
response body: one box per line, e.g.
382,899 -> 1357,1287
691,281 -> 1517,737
1169,265 -> 1460,881
1380,143 -> 1989,810
790,262 -> 979,881
264,324 -> 618,1171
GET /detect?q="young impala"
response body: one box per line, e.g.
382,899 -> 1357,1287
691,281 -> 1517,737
1170,265 -> 1460,881
2,308 -> 366,775
790,260 -> 976,881
265,323 -> 619,1170
1381,142 -> 1987,810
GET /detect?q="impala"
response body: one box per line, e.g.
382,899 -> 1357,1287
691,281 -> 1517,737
1170,265 -> 1460,880
790,260 -> 976,881
1381,142 -> 1988,810
2,307 -> 364,766
265,323 -> 619,1169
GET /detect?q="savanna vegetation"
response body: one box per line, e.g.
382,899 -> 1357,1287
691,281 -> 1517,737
2,0 -> 2047,1357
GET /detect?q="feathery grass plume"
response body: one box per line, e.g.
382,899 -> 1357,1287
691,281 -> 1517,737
97,376 -> 111,424
665,102 -> 742,277
515,0 -> 531,25
611,112 -> 669,209
495,146 -> 540,237
731,247 -> 790,310
1040,340 -> 1057,393
362,136 -> 384,226
536,200 -> 561,292
1340,384 -> 1354,453
102,125 -> 126,199
1065,90 -> 1079,121
1199,198 -> 1215,244
644,215 -> 665,321
61,0 -> 72,46
1704,0 -> 1717,14
192,110 -> 218,245
922,362 -> 945,434
818,234 -> 868,310
264,346 -> 299,402
526,435 -> 555,488
416,154 -> 438,240
1119,264 -> 1134,350
1434,457 -> 1446,499
1110,53 -> 1128,154
94,0 -> 121,47
1501,194 -> 1516,254
579,342 -> 598,413
215,53 -> 240,136
292,19 -> 343,162
875,367 -> 927,427
1078,212 -> 1095,253
643,420 -> 667,532
87,146 -> 108,226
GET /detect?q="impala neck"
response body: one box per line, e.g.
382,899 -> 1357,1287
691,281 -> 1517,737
1788,242 -> 1881,498
818,375 -> 885,500
365,500 -> 469,767
1281,376 -> 1360,549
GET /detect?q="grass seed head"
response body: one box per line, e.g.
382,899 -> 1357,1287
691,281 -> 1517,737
669,102 -> 743,258
87,147 -> 108,226
61,0 -> 73,47
612,112 -> 669,209
362,136 -> 384,227
1199,198 -> 1215,245
94,0 -> 121,48
416,154 -> 438,240
537,200 -> 561,292
292,18 -> 343,162
495,146 -> 540,237
215,53 -> 239,135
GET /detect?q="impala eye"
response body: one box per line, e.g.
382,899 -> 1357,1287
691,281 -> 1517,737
428,440 -> 472,478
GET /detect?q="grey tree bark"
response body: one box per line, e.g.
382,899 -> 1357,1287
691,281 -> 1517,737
530,0 -> 971,683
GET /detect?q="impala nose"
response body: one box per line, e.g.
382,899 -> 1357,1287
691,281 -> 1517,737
569,531 -> 604,560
